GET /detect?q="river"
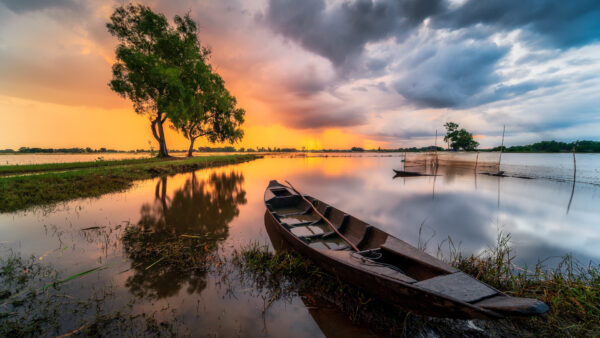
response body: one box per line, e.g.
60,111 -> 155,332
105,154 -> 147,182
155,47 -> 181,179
0,154 -> 599,335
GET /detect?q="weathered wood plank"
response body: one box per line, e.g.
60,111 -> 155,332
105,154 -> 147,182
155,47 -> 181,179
415,272 -> 498,303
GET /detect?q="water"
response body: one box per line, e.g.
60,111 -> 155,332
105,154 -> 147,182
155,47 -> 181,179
426,152 -> 600,185
1,155 -> 599,335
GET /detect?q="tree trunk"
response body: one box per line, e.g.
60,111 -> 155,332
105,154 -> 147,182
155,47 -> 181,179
187,137 -> 196,157
152,114 -> 169,158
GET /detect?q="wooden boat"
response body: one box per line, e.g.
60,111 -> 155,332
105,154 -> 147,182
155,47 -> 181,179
264,180 -> 548,319
392,169 -> 436,177
392,169 -> 422,176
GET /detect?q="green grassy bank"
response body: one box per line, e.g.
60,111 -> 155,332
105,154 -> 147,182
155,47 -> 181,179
0,157 -> 170,176
0,155 -> 258,213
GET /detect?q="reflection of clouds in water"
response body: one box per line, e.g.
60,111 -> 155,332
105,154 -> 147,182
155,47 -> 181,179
272,156 -> 600,266
510,236 -> 597,268
368,191 -> 499,256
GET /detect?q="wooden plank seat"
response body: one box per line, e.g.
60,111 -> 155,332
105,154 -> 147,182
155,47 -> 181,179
415,272 -> 498,303
276,205 -> 313,218
300,230 -> 340,242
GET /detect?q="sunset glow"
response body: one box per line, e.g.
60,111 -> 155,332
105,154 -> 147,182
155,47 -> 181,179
1,1 -> 599,150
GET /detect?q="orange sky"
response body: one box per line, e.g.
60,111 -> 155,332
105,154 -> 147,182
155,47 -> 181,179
0,1 -> 380,151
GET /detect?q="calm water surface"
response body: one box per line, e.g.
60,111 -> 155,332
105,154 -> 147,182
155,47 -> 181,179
1,155 -> 599,335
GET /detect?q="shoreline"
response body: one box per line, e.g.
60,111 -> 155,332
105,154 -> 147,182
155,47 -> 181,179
0,154 -> 260,213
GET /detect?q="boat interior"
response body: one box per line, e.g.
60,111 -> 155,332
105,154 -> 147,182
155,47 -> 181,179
265,183 -> 458,282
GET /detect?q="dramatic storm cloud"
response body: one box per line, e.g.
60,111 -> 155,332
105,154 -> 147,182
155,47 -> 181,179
262,0 -> 600,145
265,0 -> 445,68
434,0 -> 600,49
393,38 -> 508,108
0,0 -> 599,149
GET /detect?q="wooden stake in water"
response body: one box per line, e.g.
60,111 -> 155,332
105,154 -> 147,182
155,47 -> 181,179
567,144 -> 577,214
573,145 -> 577,181
434,129 -> 438,167
498,125 -> 505,172
475,151 -> 479,172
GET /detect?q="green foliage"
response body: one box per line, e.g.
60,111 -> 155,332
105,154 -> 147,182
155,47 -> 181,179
170,64 -> 245,156
196,146 -> 238,152
107,4 -> 244,158
443,122 -> 479,151
396,146 -> 444,152
107,5 -> 210,157
491,140 -> 600,153
167,18 -> 244,156
6,147 -> 119,154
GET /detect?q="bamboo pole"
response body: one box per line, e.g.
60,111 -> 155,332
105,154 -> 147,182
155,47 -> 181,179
475,151 -> 479,172
434,129 -> 438,168
285,181 -> 359,252
573,145 -> 577,181
567,144 -> 577,214
498,125 -> 505,172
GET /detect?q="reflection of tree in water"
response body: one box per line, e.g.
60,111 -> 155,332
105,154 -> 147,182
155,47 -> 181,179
122,171 -> 246,300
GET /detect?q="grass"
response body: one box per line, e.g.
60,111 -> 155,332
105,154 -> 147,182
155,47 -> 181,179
448,232 -> 600,336
0,157 -> 168,176
233,244 -> 487,336
0,154 -> 258,213
234,235 -> 600,337
0,251 -> 179,337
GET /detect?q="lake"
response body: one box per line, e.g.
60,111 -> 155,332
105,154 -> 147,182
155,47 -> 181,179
1,154 -> 599,335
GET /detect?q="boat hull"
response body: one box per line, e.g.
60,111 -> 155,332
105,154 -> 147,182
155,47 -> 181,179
264,210 -> 501,319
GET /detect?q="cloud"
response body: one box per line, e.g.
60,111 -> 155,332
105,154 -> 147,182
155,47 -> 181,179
1,0 -> 600,148
433,0 -> 600,49
0,0 -> 81,13
265,97 -> 367,129
393,39 -> 508,108
264,0 -> 444,68
0,47 -> 126,109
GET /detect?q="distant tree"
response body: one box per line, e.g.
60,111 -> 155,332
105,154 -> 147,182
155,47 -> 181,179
107,5 -> 207,157
443,122 -> 479,151
443,122 -> 459,150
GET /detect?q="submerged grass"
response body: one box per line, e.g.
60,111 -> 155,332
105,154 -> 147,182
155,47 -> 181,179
234,236 -> 600,337
0,251 -> 179,337
0,154 -> 258,213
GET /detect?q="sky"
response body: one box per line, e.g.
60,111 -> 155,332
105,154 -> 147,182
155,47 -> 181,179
0,0 -> 599,150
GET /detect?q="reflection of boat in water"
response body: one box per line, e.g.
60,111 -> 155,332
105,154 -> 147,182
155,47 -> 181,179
264,212 -> 378,337
264,180 -> 548,319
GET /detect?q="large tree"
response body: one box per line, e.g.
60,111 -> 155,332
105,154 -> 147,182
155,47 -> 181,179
106,5 -> 209,157
443,122 -> 479,151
